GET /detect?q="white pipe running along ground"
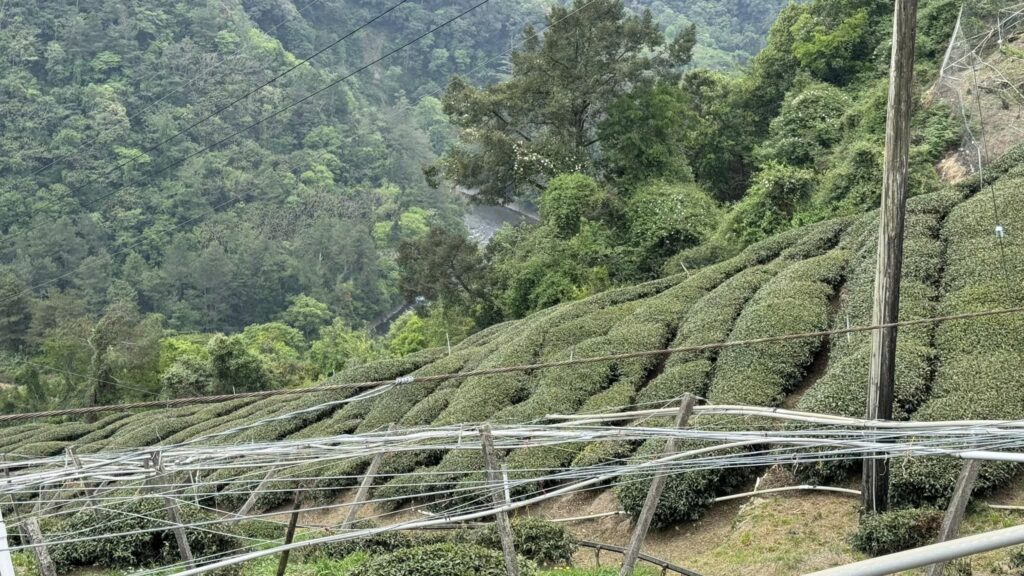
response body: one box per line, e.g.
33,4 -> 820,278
167,440 -> 763,575
0,509 -> 14,576
803,524 -> 1024,576
712,485 -> 861,503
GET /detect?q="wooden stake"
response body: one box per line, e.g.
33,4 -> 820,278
231,468 -> 279,526
65,447 -> 94,507
341,424 -> 395,529
480,424 -> 520,576
620,394 -> 696,576
276,491 -> 302,576
151,452 -> 194,568
25,518 -> 56,576
864,0 -> 918,515
925,460 -> 981,576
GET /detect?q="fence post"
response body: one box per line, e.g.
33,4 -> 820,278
620,394 -> 696,576
232,468 -> 279,526
25,518 -> 56,576
480,424 -> 520,576
276,491 -> 303,576
150,451 -> 194,568
65,447 -> 94,506
341,424 -> 395,529
925,459 -> 981,576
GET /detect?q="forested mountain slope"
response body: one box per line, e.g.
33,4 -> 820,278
0,0 -> 790,337
0,0 -> 806,416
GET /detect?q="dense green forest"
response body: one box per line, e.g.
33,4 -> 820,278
0,0 -> 969,414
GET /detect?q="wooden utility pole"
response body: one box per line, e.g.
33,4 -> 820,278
863,0 -> 918,515
925,460 -> 981,576
620,394 -> 696,576
480,424 -> 520,576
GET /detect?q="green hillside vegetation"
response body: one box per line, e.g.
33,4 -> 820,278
6,142 -> 1024,571
7,0 -> 1024,572
0,0 -> 804,420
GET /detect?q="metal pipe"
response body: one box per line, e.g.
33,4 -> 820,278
804,524 -> 1024,576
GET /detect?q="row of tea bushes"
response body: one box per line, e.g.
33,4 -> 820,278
617,250 -> 851,525
891,170 -> 1024,507
795,194 -> 952,483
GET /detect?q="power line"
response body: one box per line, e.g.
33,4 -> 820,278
2,0 -> 412,245
2,303 -> 1024,422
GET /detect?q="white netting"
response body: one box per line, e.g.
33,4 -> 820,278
935,1 -> 1024,175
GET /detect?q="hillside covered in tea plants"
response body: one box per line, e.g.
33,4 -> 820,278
4,142 -> 1024,573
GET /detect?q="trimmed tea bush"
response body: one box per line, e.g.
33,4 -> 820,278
46,497 -> 239,572
471,517 -> 576,565
617,438 -> 749,527
709,251 -> 849,406
892,171 -> 1024,507
352,543 -> 537,576
851,508 -> 943,556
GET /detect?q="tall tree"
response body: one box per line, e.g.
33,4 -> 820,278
441,0 -> 696,203
0,268 -> 31,349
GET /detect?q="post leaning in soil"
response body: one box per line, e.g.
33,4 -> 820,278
231,467 -> 279,526
341,423 -> 395,529
924,459 -> 981,576
480,423 -> 520,576
25,517 -> 56,576
620,393 -> 697,576
65,446 -> 94,506
864,0 -> 918,515
276,491 -> 303,576
150,451 -> 195,568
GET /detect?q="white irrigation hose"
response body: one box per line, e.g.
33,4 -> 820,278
804,524 -> 1024,576
712,485 -> 861,503
549,510 -> 628,522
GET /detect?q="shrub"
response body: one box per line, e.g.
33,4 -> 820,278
351,543 -> 536,576
471,517 -> 576,565
47,498 -> 239,572
626,180 -> 721,264
720,162 -> 817,245
851,508 -> 943,556
617,438 -> 749,527
540,173 -> 612,238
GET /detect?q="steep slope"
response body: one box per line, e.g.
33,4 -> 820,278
4,151 -> 1024,534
